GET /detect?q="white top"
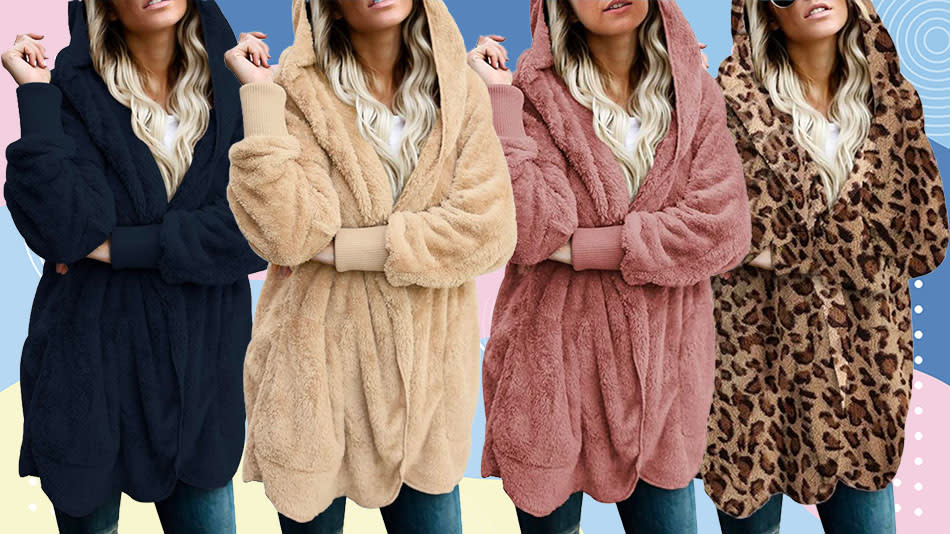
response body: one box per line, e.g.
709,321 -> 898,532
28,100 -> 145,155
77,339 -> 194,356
625,115 -> 642,153
390,115 -> 406,153
825,122 -> 841,158
164,114 -> 180,152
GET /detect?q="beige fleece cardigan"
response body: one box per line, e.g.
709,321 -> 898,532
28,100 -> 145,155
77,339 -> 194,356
226,0 -> 517,521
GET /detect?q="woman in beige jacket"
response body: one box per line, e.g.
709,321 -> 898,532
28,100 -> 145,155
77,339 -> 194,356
223,0 -> 517,531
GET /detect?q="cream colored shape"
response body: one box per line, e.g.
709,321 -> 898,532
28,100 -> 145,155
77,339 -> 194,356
1,383 -> 535,532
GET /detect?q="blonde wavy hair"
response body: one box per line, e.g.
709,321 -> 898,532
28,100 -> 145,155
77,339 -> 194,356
86,0 -> 211,200
746,0 -> 872,206
312,0 -> 438,203
546,0 -> 673,201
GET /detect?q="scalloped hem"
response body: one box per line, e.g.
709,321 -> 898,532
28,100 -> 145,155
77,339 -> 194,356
482,446 -> 697,518
243,452 -> 465,523
704,474 -> 898,520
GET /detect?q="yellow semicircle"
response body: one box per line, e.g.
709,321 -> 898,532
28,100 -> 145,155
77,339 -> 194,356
0,382 -> 561,533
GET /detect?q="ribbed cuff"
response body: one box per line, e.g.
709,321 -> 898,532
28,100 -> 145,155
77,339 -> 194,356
487,84 -> 527,138
110,224 -> 162,270
17,83 -> 63,137
572,226 -> 625,271
334,226 -> 388,272
240,83 -> 289,137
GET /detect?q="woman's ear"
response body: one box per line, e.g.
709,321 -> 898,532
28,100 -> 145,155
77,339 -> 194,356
549,0 -> 578,24
566,6 -> 578,24
105,3 -> 119,22
328,0 -> 344,21
765,5 -> 780,31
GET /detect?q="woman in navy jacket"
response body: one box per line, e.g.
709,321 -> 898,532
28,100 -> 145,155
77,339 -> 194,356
1,0 -> 265,531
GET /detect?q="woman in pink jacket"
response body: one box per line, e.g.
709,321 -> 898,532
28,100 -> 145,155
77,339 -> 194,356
469,0 -> 751,531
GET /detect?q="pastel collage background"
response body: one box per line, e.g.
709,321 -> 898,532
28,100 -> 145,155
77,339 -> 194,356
0,1 -> 947,532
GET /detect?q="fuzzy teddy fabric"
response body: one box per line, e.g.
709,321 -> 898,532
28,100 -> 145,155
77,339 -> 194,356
226,0 -> 517,522
702,0 -> 950,519
4,0 -> 266,517
480,0 -> 752,517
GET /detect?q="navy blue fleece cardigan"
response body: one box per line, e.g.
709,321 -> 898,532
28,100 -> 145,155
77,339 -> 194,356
4,0 -> 266,515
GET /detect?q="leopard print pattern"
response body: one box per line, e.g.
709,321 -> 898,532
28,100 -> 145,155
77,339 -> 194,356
701,0 -> 949,518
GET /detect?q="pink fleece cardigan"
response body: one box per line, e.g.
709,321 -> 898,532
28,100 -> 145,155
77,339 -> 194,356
480,0 -> 752,517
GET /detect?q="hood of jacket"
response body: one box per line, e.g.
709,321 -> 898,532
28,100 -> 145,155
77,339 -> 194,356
514,0 -> 709,223
278,1 -> 468,177
54,0 -> 240,165
719,0 -> 931,227
49,0 -> 240,220
726,0 -> 900,114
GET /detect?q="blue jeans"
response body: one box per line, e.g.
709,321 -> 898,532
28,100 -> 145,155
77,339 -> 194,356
516,480 -> 698,534
54,480 -> 235,534
278,484 -> 462,534
717,483 -> 896,534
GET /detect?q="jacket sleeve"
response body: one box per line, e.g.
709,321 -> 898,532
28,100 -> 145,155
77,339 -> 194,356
380,74 -> 517,288
4,83 -> 117,265
864,90 -> 948,279
694,104 -> 805,277
573,76 -> 752,287
725,107 -> 781,266
226,82 -> 342,267
485,83 -> 578,266
110,125 -> 268,285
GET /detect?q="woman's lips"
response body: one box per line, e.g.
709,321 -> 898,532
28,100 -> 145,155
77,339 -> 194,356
604,1 -> 633,13
144,0 -> 172,11
804,4 -> 833,19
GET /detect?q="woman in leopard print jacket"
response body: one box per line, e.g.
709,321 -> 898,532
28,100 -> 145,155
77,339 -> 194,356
703,1 -> 948,532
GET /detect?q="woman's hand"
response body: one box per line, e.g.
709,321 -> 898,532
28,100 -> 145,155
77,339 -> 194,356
268,242 -> 335,280
1,34 -> 51,85
267,242 -> 335,279
87,239 -> 111,264
548,241 -> 572,265
467,35 -> 513,85
699,42 -> 710,70
312,241 -> 335,267
224,31 -> 273,85
748,249 -> 773,270
720,250 -> 773,280
54,239 -> 112,275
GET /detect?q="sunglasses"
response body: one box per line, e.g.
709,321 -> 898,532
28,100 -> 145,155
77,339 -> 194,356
763,0 -> 796,7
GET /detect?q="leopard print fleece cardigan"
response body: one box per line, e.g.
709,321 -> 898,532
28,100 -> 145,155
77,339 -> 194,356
702,0 -> 949,519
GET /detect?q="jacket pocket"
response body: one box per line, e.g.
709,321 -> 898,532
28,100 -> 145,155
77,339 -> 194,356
440,303 -> 481,446
489,333 -> 580,468
27,323 -> 117,466
677,289 -> 717,438
216,287 -> 253,441
247,318 -> 340,473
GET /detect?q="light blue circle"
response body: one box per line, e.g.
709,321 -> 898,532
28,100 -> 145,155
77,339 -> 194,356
923,26 -> 950,56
